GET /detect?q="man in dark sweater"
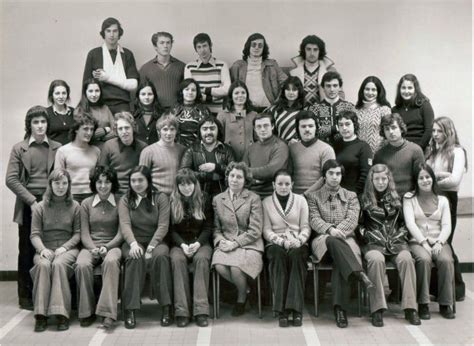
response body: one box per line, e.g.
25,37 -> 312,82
99,112 -> 147,196
308,71 -> 355,146
244,113 -> 289,198
5,106 -> 62,310
83,17 -> 139,114
373,113 -> 425,198
139,32 -> 185,110
180,115 -> 235,197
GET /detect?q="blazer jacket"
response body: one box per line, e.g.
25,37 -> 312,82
212,188 -> 264,252
6,138 -> 61,225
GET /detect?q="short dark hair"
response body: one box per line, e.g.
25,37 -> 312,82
294,110 -> 318,139
253,112 -> 274,128
379,113 -> 407,138
176,78 -> 203,105
90,165 -> 119,194
100,17 -> 123,39
336,110 -> 360,135
242,33 -> 269,61
223,81 -> 253,112
24,105 -> 49,139
151,31 -> 174,46
70,110 -> 98,142
47,80 -> 71,105
299,35 -> 327,60
273,169 -> 292,182
197,114 -> 224,142
193,33 -> 212,51
321,71 -> 343,87
322,159 -> 345,178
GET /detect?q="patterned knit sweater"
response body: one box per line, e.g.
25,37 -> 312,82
356,104 -> 391,153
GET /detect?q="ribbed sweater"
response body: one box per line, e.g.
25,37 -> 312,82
30,198 -> 81,252
80,194 -> 122,250
289,139 -> 335,194
373,140 -> 425,197
139,141 -> 186,195
118,193 -> 170,248
99,138 -> 147,195
334,138 -> 373,194
54,143 -> 101,195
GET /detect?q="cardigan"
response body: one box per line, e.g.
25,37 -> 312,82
426,146 -> 466,192
216,109 -> 257,161
403,193 -> 451,245
80,194 -> 122,250
262,192 -> 310,247
230,59 -> 287,104
118,192 -> 170,248
30,198 -> 81,252
306,185 -> 361,263
212,189 -> 264,252
5,138 -> 61,224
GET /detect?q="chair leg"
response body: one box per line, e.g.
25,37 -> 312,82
314,268 -> 319,317
212,269 -> 217,320
357,281 -> 362,317
257,274 -> 262,319
452,276 -> 456,314
216,271 -> 220,319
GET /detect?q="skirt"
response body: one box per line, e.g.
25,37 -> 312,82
212,248 -> 263,279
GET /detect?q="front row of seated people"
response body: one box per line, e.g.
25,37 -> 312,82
28,157 -> 455,332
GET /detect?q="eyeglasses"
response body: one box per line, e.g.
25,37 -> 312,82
251,42 -> 264,48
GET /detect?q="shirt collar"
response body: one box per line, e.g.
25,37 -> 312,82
320,184 -> 347,203
196,56 -> 216,67
200,140 -> 224,150
92,194 -> 116,207
135,194 -> 154,208
28,136 -> 49,146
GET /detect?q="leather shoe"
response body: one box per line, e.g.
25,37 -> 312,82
176,316 -> 189,328
359,272 -> 375,292
161,305 -> 173,326
371,310 -> 384,327
440,305 -> 455,319
278,312 -> 289,327
34,315 -> 47,332
404,309 -> 421,325
293,311 -> 303,327
102,317 -> 114,329
195,314 -> 209,327
334,306 -> 348,328
418,304 -> 431,320
231,302 -> 246,316
19,297 -> 34,311
57,315 -> 69,331
80,314 -> 96,327
124,310 -> 136,329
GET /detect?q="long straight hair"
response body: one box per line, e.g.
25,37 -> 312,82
170,169 -> 205,224
133,78 -> 163,118
425,116 -> 468,172
43,168 -> 74,207
77,78 -> 104,112
361,164 -> 401,210
355,76 -> 391,109
274,76 -> 305,112
126,165 -> 156,211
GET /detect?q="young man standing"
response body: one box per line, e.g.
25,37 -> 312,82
308,71 -> 354,146
6,106 -> 62,310
184,33 -> 231,114
83,17 -> 139,114
244,113 -> 289,198
139,32 -> 185,110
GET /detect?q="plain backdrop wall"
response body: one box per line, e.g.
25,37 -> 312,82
1,0 -> 472,270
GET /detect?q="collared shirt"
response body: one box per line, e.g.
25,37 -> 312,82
92,193 -> 117,208
228,189 -> 242,202
196,56 -> 218,68
28,136 -> 50,146
135,195 -> 155,208
153,55 -> 179,69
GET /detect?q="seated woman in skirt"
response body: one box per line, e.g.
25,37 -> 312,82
169,168 -> 213,328
262,169 -> 310,327
30,168 -> 81,332
74,165 -> 122,329
212,161 -> 264,316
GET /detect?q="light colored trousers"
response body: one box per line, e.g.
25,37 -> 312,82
410,243 -> 454,305
74,248 -> 121,320
30,249 -> 79,318
365,249 -> 417,313
170,244 -> 212,318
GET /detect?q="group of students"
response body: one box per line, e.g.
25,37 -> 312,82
5,17 -> 468,333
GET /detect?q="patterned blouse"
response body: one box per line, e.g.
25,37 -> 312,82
267,105 -> 302,142
171,103 -> 209,147
357,104 -> 391,153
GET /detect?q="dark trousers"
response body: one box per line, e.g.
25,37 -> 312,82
323,237 -> 362,309
443,191 -> 465,299
108,102 -> 131,115
122,242 -> 172,310
18,198 -> 41,303
266,244 -> 309,313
